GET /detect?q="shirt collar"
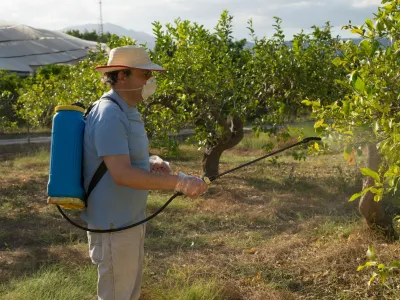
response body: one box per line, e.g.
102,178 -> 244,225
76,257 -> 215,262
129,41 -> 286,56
102,89 -> 137,113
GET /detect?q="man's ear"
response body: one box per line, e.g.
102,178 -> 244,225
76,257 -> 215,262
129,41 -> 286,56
117,70 -> 128,83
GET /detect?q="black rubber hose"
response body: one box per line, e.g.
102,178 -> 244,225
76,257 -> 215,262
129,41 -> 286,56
57,193 -> 181,233
57,137 -> 321,233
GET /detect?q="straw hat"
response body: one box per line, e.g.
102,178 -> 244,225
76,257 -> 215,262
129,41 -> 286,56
95,45 -> 165,73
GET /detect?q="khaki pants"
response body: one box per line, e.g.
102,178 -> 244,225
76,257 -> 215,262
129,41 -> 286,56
87,224 -> 145,300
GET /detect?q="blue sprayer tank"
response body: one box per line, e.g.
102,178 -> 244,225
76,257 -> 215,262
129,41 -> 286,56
47,105 -> 86,210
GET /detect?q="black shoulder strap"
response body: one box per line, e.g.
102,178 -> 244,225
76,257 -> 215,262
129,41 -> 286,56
84,96 -> 123,119
86,96 -> 123,202
102,95 -> 123,111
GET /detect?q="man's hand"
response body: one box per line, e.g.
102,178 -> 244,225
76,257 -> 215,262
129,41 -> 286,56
149,155 -> 172,174
175,171 -> 208,198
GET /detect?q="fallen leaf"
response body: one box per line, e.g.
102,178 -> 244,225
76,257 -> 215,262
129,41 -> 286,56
244,248 -> 258,254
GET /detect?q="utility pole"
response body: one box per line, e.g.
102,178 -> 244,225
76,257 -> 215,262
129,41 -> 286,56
98,0 -> 104,37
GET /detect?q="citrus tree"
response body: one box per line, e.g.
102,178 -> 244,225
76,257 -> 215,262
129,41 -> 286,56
150,12 -> 344,177
248,18 -> 345,131
306,0 -> 400,239
150,11 -> 251,176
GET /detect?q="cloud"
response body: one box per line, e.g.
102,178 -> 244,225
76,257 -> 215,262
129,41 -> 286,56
0,0 -> 382,40
227,0 -> 379,39
352,0 -> 381,8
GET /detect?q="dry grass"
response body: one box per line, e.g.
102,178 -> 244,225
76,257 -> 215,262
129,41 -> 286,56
0,145 -> 399,299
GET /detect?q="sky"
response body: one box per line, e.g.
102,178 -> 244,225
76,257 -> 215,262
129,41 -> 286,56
0,0 -> 382,40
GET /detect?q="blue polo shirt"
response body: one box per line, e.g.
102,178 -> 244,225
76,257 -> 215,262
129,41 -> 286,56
81,90 -> 150,229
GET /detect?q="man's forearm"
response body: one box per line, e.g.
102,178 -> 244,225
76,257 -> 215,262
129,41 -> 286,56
115,165 -> 178,190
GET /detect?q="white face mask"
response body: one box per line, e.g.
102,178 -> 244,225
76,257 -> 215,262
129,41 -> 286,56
114,77 -> 157,101
141,77 -> 157,101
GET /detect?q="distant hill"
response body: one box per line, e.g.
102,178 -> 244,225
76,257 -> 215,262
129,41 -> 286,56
61,23 -> 391,51
61,23 -> 156,49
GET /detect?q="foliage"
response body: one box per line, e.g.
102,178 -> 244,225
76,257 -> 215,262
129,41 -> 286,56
357,246 -> 400,288
64,29 -> 147,49
248,18 -> 345,134
348,168 -> 383,202
15,11 -> 343,161
15,35 -> 141,128
17,57 -> 104,127
150,11 -> 251,150
64,29 -> 114,43
305,0 -> 400,201
148,12 -> 342,165
0,70 -> 23,131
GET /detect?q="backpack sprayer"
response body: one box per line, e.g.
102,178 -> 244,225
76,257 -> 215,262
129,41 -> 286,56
47,103 -> 321,233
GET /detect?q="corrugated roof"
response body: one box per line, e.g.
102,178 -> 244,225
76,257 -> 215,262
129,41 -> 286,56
0,22 -> 100,76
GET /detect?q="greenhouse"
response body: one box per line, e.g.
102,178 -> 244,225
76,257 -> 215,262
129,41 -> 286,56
0,21 -> 99,77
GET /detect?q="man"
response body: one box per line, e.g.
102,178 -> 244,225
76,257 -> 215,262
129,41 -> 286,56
82,45 -> 207,300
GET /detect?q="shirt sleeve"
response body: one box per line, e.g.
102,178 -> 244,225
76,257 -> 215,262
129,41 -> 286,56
93,104 -> 129,157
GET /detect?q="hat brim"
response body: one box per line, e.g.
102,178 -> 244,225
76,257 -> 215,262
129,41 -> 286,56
95,63 -> 165,73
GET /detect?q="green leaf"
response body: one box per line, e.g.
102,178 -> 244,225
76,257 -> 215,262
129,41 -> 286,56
374,121 -> 380,132
370,40 -> 380,56
380,272 -> 387,284
301,100 -> 312,106
342,100 -> 350,116
370,187 -> 380,194
367,246 -> 376,261
314,120 -> 326,129
351,28 -> 364,35
383,3 -> 393,11
343,131 -> 353,136
365,19 -> 374,30
374,194 -> 382,202
332,56 -> 342,67
292,39 -> 300,52
376,19 -> 384,31
349,192 -> 363,202
388,178 -> 395,187
349,71 -> 358,85
360,168 -> 380,183
368,273 -> 377,287
357,264 -> 367,271
360,39 -> 371,55
354,77 -> 365,93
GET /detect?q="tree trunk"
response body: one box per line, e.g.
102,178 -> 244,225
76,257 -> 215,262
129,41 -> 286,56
202,143 -> 225,178
359,143 -> 398,240
202,116 -> 244,178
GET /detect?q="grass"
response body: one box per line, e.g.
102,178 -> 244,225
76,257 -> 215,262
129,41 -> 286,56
0,264 -> 96,300
1,138 -> 400,299
236,123 -> 317,151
